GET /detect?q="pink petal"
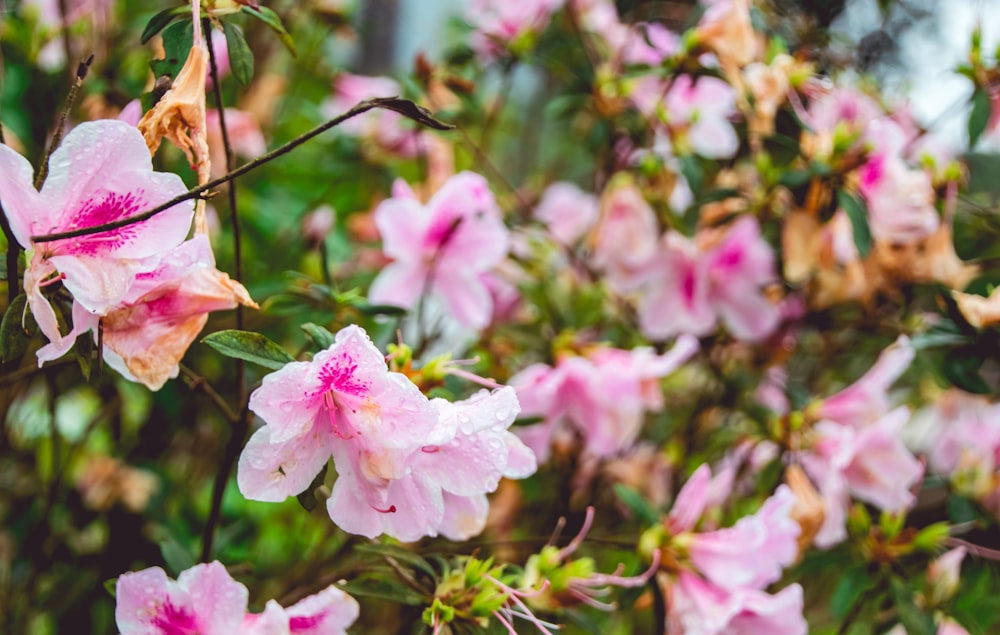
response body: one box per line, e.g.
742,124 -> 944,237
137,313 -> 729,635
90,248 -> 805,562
374,195 -> 430,261
283,586 -> 360,634
438,492 -> 490,541
177,562 -> 250,635
367,262 -> 428,312
668,464 -> 711,533
0,143 -> 43,246
115,566 -> 172,634
237,424 -> 333,503
433,270 -> 494,329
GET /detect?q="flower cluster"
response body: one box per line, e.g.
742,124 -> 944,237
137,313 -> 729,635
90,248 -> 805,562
511,335 -> 698,461
115,561 -> 358,635
0,120 -> 254,389
238,324 -> 536,541
645,465 -> 807,634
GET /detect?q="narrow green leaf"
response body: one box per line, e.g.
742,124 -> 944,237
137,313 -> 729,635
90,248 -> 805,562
614,484 -> 661,526
103,577 -> 118,598
338,578 -> 427,606
941,349 -> 990,394
301,323 -> 337,349
202,330 -> 295,369
141,6 -> 186,44
1,293 -> 30,363
241,6 -> 297,56
159,535 -> 196,577
354,543 -> 438,579
349,302 -> 409,317
222,21 -> 254,86
891,578 -> 936,635
968,89 -> 991,149
838,190 -> 873,257
831,565 -> 876,619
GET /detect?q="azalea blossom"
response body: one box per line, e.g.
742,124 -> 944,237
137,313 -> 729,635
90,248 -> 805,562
590,176 -> 662,291
94,235 -> 257,390
815,335 -> 914,427
369,172 -> 510,329
533,181 -> 599,246
511,336 -> 698,462
802,407 -> 924,547
325,386 -> 536,541
659,465 -> 806,635
669,572 -> 807,635
115,561 -> 358,635
638,216 -> 781,342
858,154 -> 940,243
0,119 -> 193,364
467,0 -> 564,60
238,325 -> 535,541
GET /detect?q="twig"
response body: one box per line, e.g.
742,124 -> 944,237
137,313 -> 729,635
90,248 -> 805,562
32,98 -> 453,244
179,364 -> 239,423
35,54 -> 94,190
650,573 -> 666,635
199,407 -> 249,561
0,358 -> 75,387
946,536 -> 1000,562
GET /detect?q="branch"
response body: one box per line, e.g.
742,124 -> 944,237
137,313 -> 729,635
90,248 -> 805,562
31,98 -> 453,244
35,54 -> 94,190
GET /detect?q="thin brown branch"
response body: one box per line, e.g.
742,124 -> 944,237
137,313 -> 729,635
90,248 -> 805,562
35,54 -> 94,190
179,364 -> 240,423
31,98 -> 453,244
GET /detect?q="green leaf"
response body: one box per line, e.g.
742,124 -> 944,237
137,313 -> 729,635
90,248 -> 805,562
159,535 -> 196,577
891,578 -> 936,635
831,565 -> 877,619
354,542 -> 438,579
103,577 -> 117,598
241,5 -> 297,56
941,349 -> 990,394
614,484 -> 661,526
968,89 -> 991,149
338,578 -> 427,606
141,6 -> 187,44
222,21 -> 254,86
838,190 -> 873,257
301,323 -> 336,349
349,302 -> 408,317
149,20 -> 194,80
202,330 -> 295,369
1,293 -> 31,363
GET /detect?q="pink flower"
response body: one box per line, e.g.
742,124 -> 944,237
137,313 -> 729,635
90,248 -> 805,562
243,587 -> 360,635
803,408 -> 923,547
326,387 -> 535,541
685,485 -> 800,591
115,561 -> 359,635
858,154 -> 939,243
533,182 -> 598,245
239,324 -> 436,500
0,120 -> 193,364
670,572 -> 807,635
239,326 -> 534,541
467,0 -> 564,60
806,86 -> 883,138
369,172 -> 510,329
90,235 -> 255,390
816,335 -> 913,427
638,216 -> 780,341
116,562 -> 247,635
590,177 -> 661,291
917,390 -> 1000,501
632,75 -> 739,159
512,337 -> 698,461
322,73 -> 421,157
